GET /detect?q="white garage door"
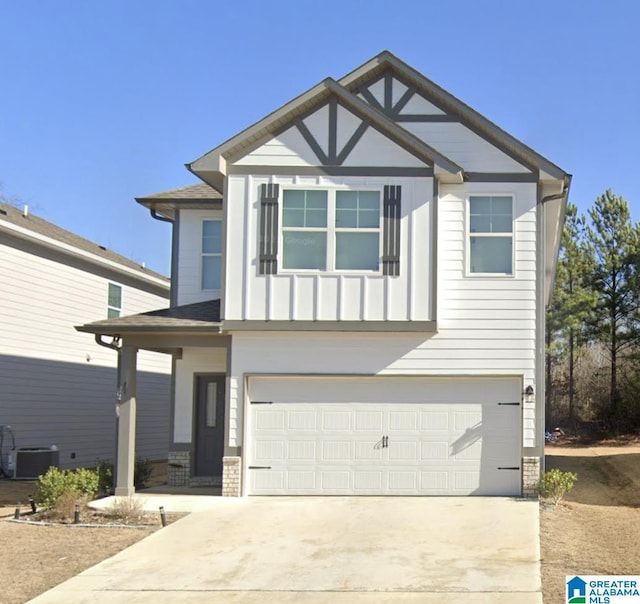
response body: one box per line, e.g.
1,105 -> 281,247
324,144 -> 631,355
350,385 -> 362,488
247,376 -> 521,496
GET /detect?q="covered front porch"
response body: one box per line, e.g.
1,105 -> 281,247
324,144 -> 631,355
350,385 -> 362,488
76,299 -> 229,497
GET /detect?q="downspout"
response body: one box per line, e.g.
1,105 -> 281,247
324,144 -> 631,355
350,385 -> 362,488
536,176 -> 571,476
94,335 -> 122,491
148,207 -> 178,307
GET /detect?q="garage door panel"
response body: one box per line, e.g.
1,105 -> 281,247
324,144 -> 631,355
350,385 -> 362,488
389,441 -> 418,461
322,411 -> 351,430
354,471 -> 383,490
288,411 -> 317,430
420,411 -> 449,430
248,377 -> 521,496
355,441 -> 383,460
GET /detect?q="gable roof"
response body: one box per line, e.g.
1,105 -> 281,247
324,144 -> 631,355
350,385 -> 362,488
339,51 -> 567,181
188,77 -> 464,191
0,201 -> 169,291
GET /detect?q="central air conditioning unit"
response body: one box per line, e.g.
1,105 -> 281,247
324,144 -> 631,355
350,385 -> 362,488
13,448 -> 60,480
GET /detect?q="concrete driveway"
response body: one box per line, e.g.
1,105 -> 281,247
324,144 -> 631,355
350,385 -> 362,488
29,497 -> 541,603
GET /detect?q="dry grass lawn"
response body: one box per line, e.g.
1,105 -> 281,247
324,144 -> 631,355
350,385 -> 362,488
540,442 -> 640,603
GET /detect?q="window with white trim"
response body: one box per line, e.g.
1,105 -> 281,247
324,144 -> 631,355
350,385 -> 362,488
468,195 -> 513,274
202,219 -> 222,290
281,189 -> 381,271
107,283 -> 122,318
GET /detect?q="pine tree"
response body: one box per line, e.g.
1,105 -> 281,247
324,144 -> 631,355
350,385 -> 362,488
546,203 -> 595,423
586,190 -> 640,420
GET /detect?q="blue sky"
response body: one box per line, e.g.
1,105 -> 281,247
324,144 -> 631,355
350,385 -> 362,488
2,0 -> 638,276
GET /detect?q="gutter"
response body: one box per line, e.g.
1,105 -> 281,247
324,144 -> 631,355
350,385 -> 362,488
150,209 -> 173,224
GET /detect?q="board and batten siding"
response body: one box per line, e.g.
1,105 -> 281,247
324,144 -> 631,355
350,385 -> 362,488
224,174 -> 434,322
225,181 -> 538,450
0,239 -> 171,468
176,209 -> 223,306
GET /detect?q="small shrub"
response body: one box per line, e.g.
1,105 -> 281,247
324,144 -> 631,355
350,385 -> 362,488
95,457 -> 154,493
96,459 -> 114,495
536,469 -> 577,505
36,467 -> 99,512
134,458 -> 153,489
106,496 -> 146,524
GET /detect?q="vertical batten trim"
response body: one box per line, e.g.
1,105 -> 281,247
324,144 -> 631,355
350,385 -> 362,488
290,274 -> 297,321
338,275 -> 344,321
361,275 -> 368,321
242,177 -> 253,319
314,275 -> 321,321
432,178 -> 439,322
408,180 -> 414,321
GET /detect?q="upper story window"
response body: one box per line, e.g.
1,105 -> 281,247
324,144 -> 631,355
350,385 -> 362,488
202,219 -> 222,290
468,195 -> 513,275
107,283 -> 122,318
281,189 -> 381,272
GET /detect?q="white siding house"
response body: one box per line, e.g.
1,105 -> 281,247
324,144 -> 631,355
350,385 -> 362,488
0,201 -> 171,472
80,51 -> 570,497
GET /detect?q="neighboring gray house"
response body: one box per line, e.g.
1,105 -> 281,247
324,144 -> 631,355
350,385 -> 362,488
80,51 -> 570,497
0,201 -> 171,472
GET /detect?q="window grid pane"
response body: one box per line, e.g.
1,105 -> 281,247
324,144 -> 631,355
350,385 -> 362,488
470,236 -> 512,274
202,255 -> 222,290
470,196 -> 512,234
108,283 -> 122,308
202,220 -> 222,253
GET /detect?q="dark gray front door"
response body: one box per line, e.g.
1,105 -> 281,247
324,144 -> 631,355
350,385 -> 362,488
194,375 -> 225,477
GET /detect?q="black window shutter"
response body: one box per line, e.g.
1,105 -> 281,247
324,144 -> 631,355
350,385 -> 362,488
382,185 -> 401,276
259,183 -> 280,275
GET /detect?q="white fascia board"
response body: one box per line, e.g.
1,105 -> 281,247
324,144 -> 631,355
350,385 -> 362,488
0,220 -> 169,291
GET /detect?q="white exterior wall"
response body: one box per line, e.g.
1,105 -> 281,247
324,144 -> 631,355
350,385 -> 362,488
173,347 -> 226,443
176,209 -> 223,306
402,122 -> 529,173
0,239 -> 171,468
226,181 -> 538,450
224,174 -> 434,322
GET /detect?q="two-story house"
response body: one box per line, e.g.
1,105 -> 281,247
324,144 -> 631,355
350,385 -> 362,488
0,201 -> 171,475
79,52 -> 570,497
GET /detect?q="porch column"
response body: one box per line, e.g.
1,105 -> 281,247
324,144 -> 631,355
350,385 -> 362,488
115,345 -> 137,496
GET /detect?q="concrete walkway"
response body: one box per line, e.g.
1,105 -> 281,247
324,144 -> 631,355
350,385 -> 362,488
28,497 -> 541,603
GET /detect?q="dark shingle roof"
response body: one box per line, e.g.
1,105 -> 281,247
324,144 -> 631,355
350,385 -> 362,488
76,299 -> 221,334
137,183 -> 222,202
0,201 -> 169,283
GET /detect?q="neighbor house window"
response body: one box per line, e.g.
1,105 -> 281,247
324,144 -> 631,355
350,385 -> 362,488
107,283 -> 122,318
282,189 -> 381,271
202,219 -> 222,290
469,195 -> 513,274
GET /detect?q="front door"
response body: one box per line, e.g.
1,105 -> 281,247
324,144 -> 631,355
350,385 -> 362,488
194,375 -> 225,478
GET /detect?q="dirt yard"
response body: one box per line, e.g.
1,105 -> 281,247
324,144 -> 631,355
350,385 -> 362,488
541,441 -> 640,603
0,461 -> 169,604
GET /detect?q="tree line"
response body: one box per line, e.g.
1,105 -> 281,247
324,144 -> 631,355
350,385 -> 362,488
547,189 -> 640,435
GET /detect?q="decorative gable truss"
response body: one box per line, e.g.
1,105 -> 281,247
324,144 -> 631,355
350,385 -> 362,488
231,81 -> 463,177
351,69 -> 538,179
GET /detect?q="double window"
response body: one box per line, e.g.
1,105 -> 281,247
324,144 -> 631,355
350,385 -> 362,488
107,283 -> 122,318
469,195 -> 513,275
281,189 -> 381,271
202,219 -> 222,290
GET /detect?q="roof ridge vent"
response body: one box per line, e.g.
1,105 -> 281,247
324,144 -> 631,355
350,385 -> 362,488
23,205 -> 29,217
